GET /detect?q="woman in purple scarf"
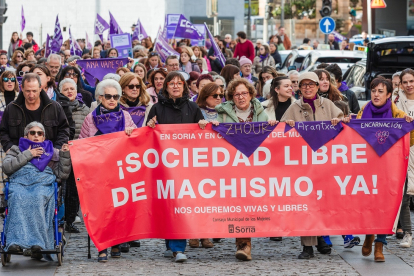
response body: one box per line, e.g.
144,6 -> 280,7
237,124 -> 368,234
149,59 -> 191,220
252,44 -> 275,76
351,77 -> 413,262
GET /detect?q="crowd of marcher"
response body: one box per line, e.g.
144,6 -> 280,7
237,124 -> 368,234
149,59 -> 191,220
0,27 -> 413,265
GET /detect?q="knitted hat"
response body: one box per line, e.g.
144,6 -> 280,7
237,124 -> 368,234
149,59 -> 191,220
298,72 -> 319,85
239,56 -> 252,67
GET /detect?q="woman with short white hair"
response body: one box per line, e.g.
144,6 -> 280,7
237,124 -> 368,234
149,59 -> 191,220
287,70 -> 300,98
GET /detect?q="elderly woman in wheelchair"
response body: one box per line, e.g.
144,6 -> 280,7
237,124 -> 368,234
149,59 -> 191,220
2,121 -> 71,259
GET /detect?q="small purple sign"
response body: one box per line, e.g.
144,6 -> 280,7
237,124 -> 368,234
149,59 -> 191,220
76,57 -> 129,81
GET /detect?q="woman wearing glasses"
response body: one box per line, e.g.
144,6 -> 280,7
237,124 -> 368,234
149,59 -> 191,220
287,70 -> 300,99
252,44 -> 275,76
197,82 -> 224,122
281,72 -> 343,260
146,71 -> 207,263
16,62 -> 34,78
58,66 -> 93,108
10,50 -> 24,69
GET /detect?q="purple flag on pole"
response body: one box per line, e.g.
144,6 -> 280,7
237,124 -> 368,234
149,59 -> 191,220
284,121 -> 343,151
95,13 -> 110,39
86,32 -> 93,49
44,34 -> 52,58
51,15 -> 63,53
212,122 -> 277,158
109,11 -> 123,35
92,109 -> 125,134
161,16 -> 168,39
204,23 -> 226,67
21,6 -> 26,32
76,57 -> 129,81
19,138 -> 54,172
132,19 -> 148,41
174,14 -> 204,40
154,30 -> 180,63
347,118 -> 414,156
69,28 -> 83,57
120,106 -> 147,127
332,31 -> 347,42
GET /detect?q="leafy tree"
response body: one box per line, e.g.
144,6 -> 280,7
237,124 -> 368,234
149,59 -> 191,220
273,0 -> 316,20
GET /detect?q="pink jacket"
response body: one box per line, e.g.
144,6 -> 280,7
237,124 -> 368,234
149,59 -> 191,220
146,87 -> 159,104
78,110 -> 137,139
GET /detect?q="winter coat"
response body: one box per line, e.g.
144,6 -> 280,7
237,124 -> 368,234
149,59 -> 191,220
280,34 -> 292,50
146,93 -> 204,125
262,97 -> 296,121
216,98 -> 268,123
338,82 -> 360,114
208,47 -> 223,74
69,100 -> 89,140
78,109 -> 137,139
281,94 -> 344,122
0,90 -> 70,152
146,87 -> 159,104
3,145 -> 71,183
252,55 -> 276,75
270,51 -> 282,65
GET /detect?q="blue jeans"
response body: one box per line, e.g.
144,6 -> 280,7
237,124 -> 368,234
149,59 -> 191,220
374,235 -> 387,245
165,239 -> 186,253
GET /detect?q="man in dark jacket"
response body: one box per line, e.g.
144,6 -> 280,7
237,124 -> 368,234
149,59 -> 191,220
0,73 -> 70,151
325,64 -> 360,114
208,35 -> 224,74
328,34 -> 339,50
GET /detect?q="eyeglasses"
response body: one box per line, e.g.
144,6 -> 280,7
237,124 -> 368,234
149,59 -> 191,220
3,77 -> 16,82
103,94 -> 120,100
233,92 -> 249,98
219,85 -> 225,88
65,73 -> 79,78
48,65 -> 60,70
16,55 -> 23,58
211,94 -> 224,99
149,52 -> 159,57
127,84 -> 141,89
18,71 -> 28,76
291,80 -> 299,84
167,81 -> 184,87
167,63 -> 179,67
29,131 -> 44,137
300,82 -> 317,89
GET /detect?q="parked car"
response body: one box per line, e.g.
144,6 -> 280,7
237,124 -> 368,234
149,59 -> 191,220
343,59 -> 367,104
277,50 -> 311,73
299,50 -> 365,75
350,34 -> 385,45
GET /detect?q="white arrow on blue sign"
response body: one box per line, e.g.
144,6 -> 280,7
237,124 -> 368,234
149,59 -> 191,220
319,17 -> 336,34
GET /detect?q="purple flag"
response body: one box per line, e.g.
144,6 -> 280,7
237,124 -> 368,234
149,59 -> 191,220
121,106 -> 146,127
332,31 -> 347,42
109,11 -> 123,35
132,19 -> 148,41
161,16 -> 168,39
76,57 -> 129,81
174,14 -> 204,40
92,108 -> 125,134
18,138 -> 54,172
51,15 -> 63,53
21,6 -> 26,32
204,23 -> 226,67
284,121 -> 343,152
154,30 -> 180,63
212,122 -> 277,158
86,32 -> 93,49
44,34 -> 52,58
347,118 -> 414,157
69,28 -> 83,57
95,13 -> 110,38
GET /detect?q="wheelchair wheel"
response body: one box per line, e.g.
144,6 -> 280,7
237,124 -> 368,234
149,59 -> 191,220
57,245 -> 63,266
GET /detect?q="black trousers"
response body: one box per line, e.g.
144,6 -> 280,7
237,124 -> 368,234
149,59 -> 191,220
65,169 -> 79,225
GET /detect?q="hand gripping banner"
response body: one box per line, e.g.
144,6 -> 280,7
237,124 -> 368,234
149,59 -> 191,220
70,123 -> 409,251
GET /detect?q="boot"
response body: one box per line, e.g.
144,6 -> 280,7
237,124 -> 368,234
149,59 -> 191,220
362,235 -> 375,257
189,239 -> 200,248
235,238 -> 252,261
200,239 -> 214,248
374,242 -> 385,262
316,236 -> 331,254
298,246 -> 314,259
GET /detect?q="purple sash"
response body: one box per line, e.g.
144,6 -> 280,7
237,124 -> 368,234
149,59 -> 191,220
284,121 -> 343,151
18,138 -> 54,172
212,122 -> 277,157
92,108 -> 125,134
120,106 -> 146,127
348,118 -> 414,156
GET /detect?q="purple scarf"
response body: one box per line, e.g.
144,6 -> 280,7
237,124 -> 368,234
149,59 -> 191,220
303,95 -> 317,113
92,104 -> 125,135
244,74 -> 253,84
76,93 -> 84,105
18,138 -> 54,172
361,100 -> 393,119
120,105 -> 146,127
338,81 -> 349,92
259,53 -> 269,62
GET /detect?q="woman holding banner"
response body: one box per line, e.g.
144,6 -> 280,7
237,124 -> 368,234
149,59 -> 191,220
281,71 -> 343,260
79,79 -> 137,262
146,71 -> 207,263
352,76 -> 414,261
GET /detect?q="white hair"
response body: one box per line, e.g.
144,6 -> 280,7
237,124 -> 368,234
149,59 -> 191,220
59,78 -> 77,92
225,34 -> 232,39
213,75 -> 226,89
103,73 -> 121,82
96,79 -> 122,97
24,121 -> 46,137
393,71 -> 402,79
47,53 -> 61,65
287,70 -> 300,77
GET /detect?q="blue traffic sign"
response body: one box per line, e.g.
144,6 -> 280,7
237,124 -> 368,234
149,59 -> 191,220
319,17 -> 336,34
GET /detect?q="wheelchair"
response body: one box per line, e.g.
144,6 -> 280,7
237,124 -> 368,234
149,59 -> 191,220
0,180 -> 65,266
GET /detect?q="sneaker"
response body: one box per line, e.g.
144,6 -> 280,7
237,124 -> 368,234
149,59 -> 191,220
400,232 -> 412,248
322,236 -> 332,247
344,236 -> 361,248
164,249 -> 173,258
74,216 -> 81,224
173,252 -> 187,262
65,223 -> 80,233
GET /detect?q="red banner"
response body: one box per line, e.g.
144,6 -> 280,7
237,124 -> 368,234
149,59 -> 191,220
70,123 -> 409,251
